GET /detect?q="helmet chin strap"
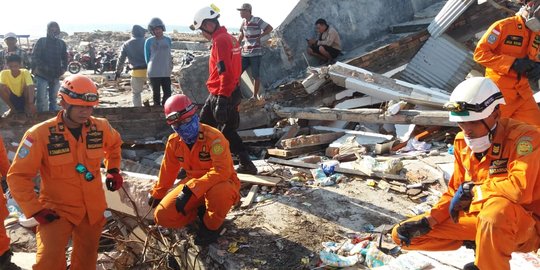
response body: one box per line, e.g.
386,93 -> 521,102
481,119 -> 495,141
63,105 -> 81,127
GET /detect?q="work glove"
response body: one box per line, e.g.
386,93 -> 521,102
449,181 -> 475,223
512,58 -> 536,75
148,196 -> 162,208
527,64 -> 540,92
105,168 -> 123,191
1,176 -> 7,193
396,217 -> 431,246
213,95 -> 229,124
175,186 -> 193,215
33,209 -> 60,225
114,71 -> 121,80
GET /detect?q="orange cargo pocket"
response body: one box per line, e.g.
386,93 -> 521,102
86,149 -> 105,175
49,154 -> 76,179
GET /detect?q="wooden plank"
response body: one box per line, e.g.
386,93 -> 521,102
267,145 -> 325,158
241,185 -> 259,208
267,157 -> 406,181
237,173 -> 281,186
280,132 -> 345,149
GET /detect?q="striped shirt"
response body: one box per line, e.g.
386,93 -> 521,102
240,16 -> 269,57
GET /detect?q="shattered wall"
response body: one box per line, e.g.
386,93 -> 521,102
261,0 -> 444,88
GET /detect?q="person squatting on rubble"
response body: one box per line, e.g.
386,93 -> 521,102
307,18 -> 342,65
190,5 -> 258,175
392,77 -> 540,270
145,18 -> 173,107
237,3 -> 273,100
0,32 -> 31,70
148,94 -> 240,246
115,25 -> 148,107
31,21 -> 67,113
0,135 -> 22,270
6,74 -> 124,270
0,54 -> 37,118
474,0 -> 540,126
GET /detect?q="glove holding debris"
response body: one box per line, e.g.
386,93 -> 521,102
213,95 -> 229,124
148,196 -> 162,208
33,209 -> 60,225
114,71 -> 121,81
512,58 -> 536,76
105,168 -> 123,191
396,217 -> 432,246
175,186 -> 193,215
449,181 -> 475,223
526,64 -> 540,91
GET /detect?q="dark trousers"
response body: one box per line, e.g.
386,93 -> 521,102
200,87 -> 246,155
149,77 -> 172,106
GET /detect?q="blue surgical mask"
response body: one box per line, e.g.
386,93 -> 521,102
172,114 -> 200,145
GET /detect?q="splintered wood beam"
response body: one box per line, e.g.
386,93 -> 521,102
241,185 -> 259,208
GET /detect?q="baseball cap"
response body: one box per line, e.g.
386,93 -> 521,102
4,32 -> 16,41
237,3 -> 252,11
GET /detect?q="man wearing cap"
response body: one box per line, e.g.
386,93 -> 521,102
7,74 -> 123,269
0,32 -> 30,70
31,21 -> 68,112
237,3 -> 273,100
391,77 -> 540,270
190,5 -> 258,175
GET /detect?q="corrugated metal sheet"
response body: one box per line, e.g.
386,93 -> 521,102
400,34 -> 475,92
428,0 -> 476,38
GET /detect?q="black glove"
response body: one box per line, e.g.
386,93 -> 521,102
512,58 -> 536,75
175,186 -> 193,215
114,71 -> 121,80
527,64 -> 540,91
213,95 -> 229,124
1,176 -> 7,193
449,182 -> 474,223
148,196 -> 162,208
396,217 -> 432,246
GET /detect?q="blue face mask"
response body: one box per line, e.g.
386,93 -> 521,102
172,114 -> 200,145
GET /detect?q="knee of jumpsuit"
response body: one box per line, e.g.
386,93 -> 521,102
34,218 -> 73,270
391,214 -> 426,247
203,180 -> 240,230
69,217 -> 106,270
153,184 -> 204,229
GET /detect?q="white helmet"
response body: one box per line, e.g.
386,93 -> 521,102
444,77 -> 506,122
190,6 -> 220,31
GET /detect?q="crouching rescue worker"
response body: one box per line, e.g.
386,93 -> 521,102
148,94 -> 240,246
7,74 -> 124,270
391,77 -> 540,270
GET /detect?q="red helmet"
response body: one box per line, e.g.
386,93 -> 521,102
59,74 -> 99,106
164,94 -> 197,125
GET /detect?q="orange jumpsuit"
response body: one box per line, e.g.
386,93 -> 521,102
0,135 -> 11,255
474,15 -> 540,126
7,111 -> 122,270
151,124 -> 240,231
392,118 -> 540,270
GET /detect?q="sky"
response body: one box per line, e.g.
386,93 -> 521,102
0,1 -> 299,36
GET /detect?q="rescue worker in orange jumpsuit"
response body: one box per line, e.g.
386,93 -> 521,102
7,74 -> 124,270
148,94 -> 240,246
0,135 -> 21,270
391,77 -> 540,270
474,1 -> 540,126
190,5 -> 258,175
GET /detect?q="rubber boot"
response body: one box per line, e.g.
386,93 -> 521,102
236,151 -> 257,175
463,262 -> 479,270
0,250 -> 22,270
194,221 -> 220,246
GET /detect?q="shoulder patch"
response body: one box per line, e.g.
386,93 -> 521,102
18,147 -> 29,159
517,139 -> 533,156
488,34 -> 497,44
212,143 -> 224,155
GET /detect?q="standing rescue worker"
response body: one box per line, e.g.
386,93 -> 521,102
0,135 -> 21,270
474,1 -> 540,126
148,94 -> 240,246
391,77 -> 540,270
190,5 -> 258,175
7,74 -> 124,270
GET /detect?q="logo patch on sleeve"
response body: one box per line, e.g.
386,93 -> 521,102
212,144 -> 224,155
517,139 -> 533,156
17,147 -> 30,159
488,34 -> 497,44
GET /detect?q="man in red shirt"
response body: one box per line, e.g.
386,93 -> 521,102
190,5 -> 257,175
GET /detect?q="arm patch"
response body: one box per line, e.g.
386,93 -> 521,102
217,60 -> 226,74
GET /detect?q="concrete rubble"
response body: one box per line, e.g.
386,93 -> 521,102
2,0 -> 540,269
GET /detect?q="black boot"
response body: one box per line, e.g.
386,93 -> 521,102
236,151 -> 257,175
0,250 -> 22,270
463,262 -> 479,270
194,221 -> 220,246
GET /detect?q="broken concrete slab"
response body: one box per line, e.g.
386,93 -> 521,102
280,132 -> 345,149
238,128 -> 282,143
390,17 -> 433,34
268,145 -> 326,159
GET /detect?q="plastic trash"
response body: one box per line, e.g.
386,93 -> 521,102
447,144 -> 454,155
319,250 -> 359,267
372,253 -> 431,270
321,160 -> 340,176
358,156 -> 403,175
361,242 -> 394,268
